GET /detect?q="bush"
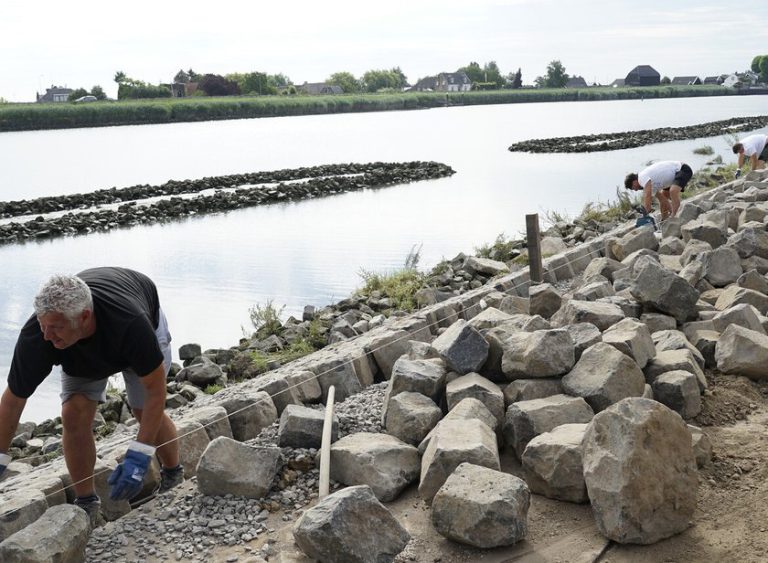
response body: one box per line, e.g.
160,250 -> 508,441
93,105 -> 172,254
248,300 -> 285,338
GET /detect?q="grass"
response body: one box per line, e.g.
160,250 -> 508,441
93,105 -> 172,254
576,187 -> 639,224
203,384 -> 224,395
475,233 -> 523,262
246,300 -> 285,339
357,245 -> 428,311
693,145 -> 715,155
0,85 -> 736,132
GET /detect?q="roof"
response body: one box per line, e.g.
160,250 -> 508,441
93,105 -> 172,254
671,76 -> 701,85
610,78 -> 625,87
439,72 -> 471,84
628,65 -> 660,77
299,82 -> 343,95
412,76 -> 438,91
565,76 -> 588,88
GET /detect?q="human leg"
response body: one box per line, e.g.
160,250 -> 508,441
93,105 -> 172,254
61,393 -> 99,497
656,191 -> 671,220
668,185 -> 682,217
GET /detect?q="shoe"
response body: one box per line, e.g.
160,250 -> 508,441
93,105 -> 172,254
74,494 -> 105,529
159,464 -> 184,493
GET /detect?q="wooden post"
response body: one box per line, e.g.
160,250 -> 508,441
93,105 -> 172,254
526,213 -> 543,283
319,385 -> 336,499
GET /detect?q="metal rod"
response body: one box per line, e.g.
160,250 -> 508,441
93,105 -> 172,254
319,385 -> 336,499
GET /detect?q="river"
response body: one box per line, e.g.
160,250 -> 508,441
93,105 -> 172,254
1,95 -> 767,422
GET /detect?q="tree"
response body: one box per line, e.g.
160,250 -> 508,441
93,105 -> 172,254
174,69 -> 190,83
509,68 -> 522,89
114,71 -> 126,83
67,88 -> 89,101
760,57 -> 768,83
327,71 -> 361,93
459,62 -> 484,83
267,73 -> 291,89
660,76 -> 671,85
361,68 -> 406,92
227,72 -> 273,95
535,60 -> 569,88
751,56 -> 763,74
90,85 -> 107,100
198,74 -> 240,96
483,61 -> 505,88
187,69 -> 202,82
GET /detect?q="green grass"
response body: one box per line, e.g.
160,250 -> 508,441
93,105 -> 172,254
356,268 -> 427,311
693,145 -> 715,155
576,187 -> 639,224
203,384 -> 224,395
475,233 -> 523,262
0,86 -> 735,132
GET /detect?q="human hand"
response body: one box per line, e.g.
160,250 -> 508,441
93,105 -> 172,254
735,169 -> 742,178
108,441 -> 154,500
0,451 -> 10,479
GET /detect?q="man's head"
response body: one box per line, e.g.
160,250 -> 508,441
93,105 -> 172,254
34,274 -> 93,349
732,142 -> 744,155
624,173 -> 640,190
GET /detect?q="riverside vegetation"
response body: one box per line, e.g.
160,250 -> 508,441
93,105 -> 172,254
0,85 -> 734,132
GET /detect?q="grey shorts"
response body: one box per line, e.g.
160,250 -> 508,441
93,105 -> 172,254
60,308 -> 172,409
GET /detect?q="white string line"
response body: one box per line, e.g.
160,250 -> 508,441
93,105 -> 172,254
2,228 -> 632,513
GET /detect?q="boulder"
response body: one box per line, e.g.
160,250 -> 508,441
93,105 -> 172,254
583,257 -> 624,282
561,343 -> 645,412
293,485 -> 410,563
467,307 -> 514,331
503,378 -> 563,405
197,437 -> 280,498
174,419 -> 210,478
629,257 -> 699,323
582,398 -> 697,544
446,373 -> 505,426
278,404 -> 337,448
652,330 -> 706,369
564,322 -> 602,361
726,226 -> 768,259
0,504 -> 88,562
521,423 -> 589,503
550,300 -> 625,332
702,246 -> 743,287
178,357 -> 223,387
688,329 -> 720,369
688,425 -> 713,468
737,269 -> 768,294
528,283 -> 563,319
178,343 -> 202,361
330,433 -> 420,502
418,398 -> 498,455
431,463 -> 530,548
715,324 -> 768,380
217,390 -> 278,441
500,329 -> 575,380
651,370 -> 702,419
714,285 -> 768,315
640,313 -> 677,334
0,489 -> 47,541
385,392 -> 442,445
644,348 -> 707,391
574,279 -> 615,301
609,226 -> 658,261
185,405 -> 233,441
601,318 -> 656,368
712,303 -> 766,334
430,320 -> 489,374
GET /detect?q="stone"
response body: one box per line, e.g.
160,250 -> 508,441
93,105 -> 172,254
574,279 -> 615,301
644,348 -> 707,393
712,303 -> 766,334
385,392 -> 442,445
384,357 -> 447,422
582,398 -> 697,544
564,322 -> 602,361
682,214 -> 728,248
680,239 -> 713,268
293,485 -> 410,563
640,313 -> 677,334
419,419 -> 500,503
431,463 -> 530,548
173,419 -> 210,478
446,373 -> 505,426
418,398 -> 498,455
688,329 -> 720,369
466,307 -> 513,331
550,300 -> 626,332
688,425 -> 712,468
715,324 -> 768,380
528,283 -> 563,319
368,329 -> 414,379
737,269 -> 768,294
465,256 -> 510,276
726,226 -> 768,259
521,423 -> 589,503
178,343 -> 202,360
500,329 -> 575,380
245,372 -> 302,414
561,343 -> 645,413
609,226 -> 658,261
430,320 -> 489,374
330,433 -> 419,502
178,357 -> 223,387
217,390 -> 278,441
702,246 -> 743,287
503,378 -> 563,405
197,437 -> 281,498
601,318 -> 656,368
583,257 -> 624,282
629,257 -> 700,322
0,504 -> 88,562
0,489 -> 47,541
305,354 -> 362,403
652,330 -> 706,369
651,370 -> 702,419
284,370 -> 323,403
503,394 -> 594,458
278,404 -> 337,449
658,236 -> 685,255
715,285 -> 768,314
186,405 -> 233,440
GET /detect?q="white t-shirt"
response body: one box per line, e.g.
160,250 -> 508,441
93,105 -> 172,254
638,161 -> 683,194
740,134 -> 768,157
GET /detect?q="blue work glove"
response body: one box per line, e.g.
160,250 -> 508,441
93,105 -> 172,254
108,441 -> 154,500
0,451 -> 10,479
735,169 -> 742,178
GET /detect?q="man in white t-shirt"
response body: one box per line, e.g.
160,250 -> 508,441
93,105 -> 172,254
624,161 -> 692,220
732,133 -> 768,173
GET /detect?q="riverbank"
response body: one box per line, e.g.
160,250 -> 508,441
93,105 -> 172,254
0,85 -> 736,132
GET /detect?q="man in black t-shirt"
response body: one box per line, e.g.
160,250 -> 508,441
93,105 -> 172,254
0,267 -> 183,525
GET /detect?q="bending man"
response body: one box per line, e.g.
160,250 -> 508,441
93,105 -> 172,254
624,161 -> 692,220
0,267 -> 184,526
733,133 -> 768,174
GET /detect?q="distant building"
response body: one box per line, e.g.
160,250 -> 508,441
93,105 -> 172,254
609,78 -> 626,88
565,76 -> 588,88
410,76 -> 438,92
625,65 -> 661,87
671,76 -> 702,85
36,85 -> 73,103
703,76 -> 722,85
722,74 -> 742,88
298,82 -> 343,95
435,72 -> 471,92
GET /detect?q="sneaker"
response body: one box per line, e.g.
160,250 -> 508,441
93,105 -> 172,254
159,464 -> 184,493
74,494 -> 104,529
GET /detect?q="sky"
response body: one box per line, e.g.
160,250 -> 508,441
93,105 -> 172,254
1,0 -> 766,102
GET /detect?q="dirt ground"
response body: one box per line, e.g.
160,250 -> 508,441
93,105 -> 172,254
117,371 -> 768,563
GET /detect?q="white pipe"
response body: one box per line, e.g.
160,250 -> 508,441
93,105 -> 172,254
319,385 -> 336,499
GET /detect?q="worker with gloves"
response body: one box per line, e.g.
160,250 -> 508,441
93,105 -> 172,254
0,267 -> 184,527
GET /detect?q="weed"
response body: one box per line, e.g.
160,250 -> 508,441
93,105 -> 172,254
249,350 -> 270,373
475,233 -> 521,262
576,188 -> 638,224
203,384 -> 223,395
541,209 -> 571,227
693,145 -> 714,155
356,245 -> 428,311
247,300 -> 285,338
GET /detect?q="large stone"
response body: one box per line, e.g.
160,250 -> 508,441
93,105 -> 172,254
446,373 -> 505,426
521,423 -> 589,503
384,392 -> 442,445
714,285 -> 768,315
629,257 -> 700,322
712,303 -> 766,334
173,419 -> 210,478
601,318 -> 656,368
500,329 -> 575,380
284,370 -> 323,403
609,226 -> 658,261
715,324 -> 768,380
702,246 -> 743,287
330,433 -> 419,502
197,437 -> 280,498
430,320 -> 489,374
737,269 -> 768,294
681,214 -> 728,248
583,257 -> 624,282
688,425 -> 713,468
418,398 -> 498,455
644,348 -> 707,391
217,390 -> 278,441
466,307 -> 514,331
383,357 -> 447,424
245,371 -> 302,414
564,322 -> 602,361
178,357 -> 223,387
419,419 -> 500,503
465,256 -> 510,276
503,378 -> 563,405
550,300 -> 625,332
582,398 -> 697,544
503,394 -> 594,458
574,279 -> 615,301
652,329 -> 706,369
186,405 -> 233,441
561,343 -> 645,413
0,489 -> 47,541
726,226 -> 768,259
305,354 -> 362,403
431,463 -> 530,548
293,485 -> 409,563
368,329 -> 413,379
688,329 -> 720,369
0,504 -> 89,562
651,370 -> 702,419
528,283 -> 563,319
278,404 -> 337,448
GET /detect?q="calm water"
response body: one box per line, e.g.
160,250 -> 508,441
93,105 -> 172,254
1,96 -> 766,422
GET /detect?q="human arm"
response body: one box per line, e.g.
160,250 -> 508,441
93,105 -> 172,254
135,362 -> 167,446
750,153 -> 758,171
0,387 -> 27,475
737,153 -> 745,170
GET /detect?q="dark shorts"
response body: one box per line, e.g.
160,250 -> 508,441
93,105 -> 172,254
759,144 -> 768,162
665,163 -> 692,192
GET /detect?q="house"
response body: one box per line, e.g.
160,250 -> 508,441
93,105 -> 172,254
722,74 -> 742,88
703,76 -> 722,85
625,65 -> 660,86
36,85 -> 73,103
671,76 -> 702,85
410,76 -> 438,92
435,72 -> 471,92
610,78 -> 626,88
565,76 -> 588,88
298,82 -> 343,95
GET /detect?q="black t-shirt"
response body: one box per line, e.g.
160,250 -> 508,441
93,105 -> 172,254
7,267 -> 164,399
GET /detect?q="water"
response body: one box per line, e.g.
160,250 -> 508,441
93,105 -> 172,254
1,95 -> 766,422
